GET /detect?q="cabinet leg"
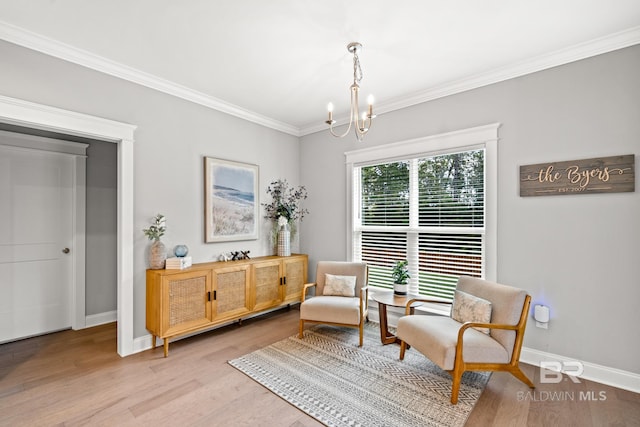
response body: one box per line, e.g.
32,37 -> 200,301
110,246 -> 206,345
151,335 -> 157,350
163,338 -> 169,358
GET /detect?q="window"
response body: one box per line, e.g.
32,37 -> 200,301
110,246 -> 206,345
346,124 -> 499,300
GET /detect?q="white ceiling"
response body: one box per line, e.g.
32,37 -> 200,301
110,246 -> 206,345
1,0 -> 639,136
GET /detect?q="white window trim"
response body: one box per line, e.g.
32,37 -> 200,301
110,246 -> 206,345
345,123 -> 500,282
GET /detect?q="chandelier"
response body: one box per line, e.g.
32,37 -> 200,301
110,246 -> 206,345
325,42 -> 375,142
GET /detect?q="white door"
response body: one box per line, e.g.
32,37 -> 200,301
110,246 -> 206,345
0,145 -> 74,342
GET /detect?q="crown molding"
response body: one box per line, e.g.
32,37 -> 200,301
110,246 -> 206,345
300,25 -> 640,136
1,20 -> 638,139
0,20 -> 301,137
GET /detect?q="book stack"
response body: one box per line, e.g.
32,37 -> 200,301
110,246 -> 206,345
165,256 -> 192,270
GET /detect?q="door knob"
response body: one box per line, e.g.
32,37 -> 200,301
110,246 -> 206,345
62,248 -> 70,254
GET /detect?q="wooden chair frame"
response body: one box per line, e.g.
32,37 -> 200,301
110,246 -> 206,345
399,294 -> 535,404
298,283 -> 369,347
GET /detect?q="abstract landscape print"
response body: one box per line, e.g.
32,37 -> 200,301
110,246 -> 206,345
204,157 -> 259,242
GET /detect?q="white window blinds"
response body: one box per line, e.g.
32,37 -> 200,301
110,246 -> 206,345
353,148 -> 487,300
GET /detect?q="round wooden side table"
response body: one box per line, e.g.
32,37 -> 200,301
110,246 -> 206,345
371,291 -> 423,345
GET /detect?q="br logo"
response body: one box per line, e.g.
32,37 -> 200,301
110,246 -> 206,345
540,361 -> 583,384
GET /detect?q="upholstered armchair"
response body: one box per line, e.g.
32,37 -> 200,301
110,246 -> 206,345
397,276 -> 535,404
299,261 -> 369,346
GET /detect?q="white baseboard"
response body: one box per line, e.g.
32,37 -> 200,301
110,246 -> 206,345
520,347 -> 640,394
132,334 -> 168,355
83,310 -> 153,355
85,310 -> 117,328
132,334 -> 155,355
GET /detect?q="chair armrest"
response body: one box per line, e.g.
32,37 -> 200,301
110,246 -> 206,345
455,321 -> 521,362
359,286 -> 369,315
301,282 -> 316,303
456,321 -> 518,352
459,321 -> 519,334
404,298 -> 452,315
359,285 -> 369,306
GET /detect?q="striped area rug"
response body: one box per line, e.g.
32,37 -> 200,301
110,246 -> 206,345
229,323 -> 489,427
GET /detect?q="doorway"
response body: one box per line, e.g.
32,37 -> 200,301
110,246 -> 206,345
0,94 -> 136,356
0,128 -> 119,342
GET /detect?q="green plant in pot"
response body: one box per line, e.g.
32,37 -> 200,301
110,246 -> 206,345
392,260 -> 410,296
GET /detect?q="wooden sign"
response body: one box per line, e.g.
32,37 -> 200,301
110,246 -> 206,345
520,154 -> 635,197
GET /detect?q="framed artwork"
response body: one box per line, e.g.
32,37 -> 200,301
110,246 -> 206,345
204,157 -> 259,242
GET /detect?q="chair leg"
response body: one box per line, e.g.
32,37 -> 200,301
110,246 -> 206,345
450,369 -> 462,404
510,365 -> 535,388
298,320 -> 304,339
399,340 -> 406,360
358,322 -> 364,347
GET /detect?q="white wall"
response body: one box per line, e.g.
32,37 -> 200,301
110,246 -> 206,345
85,140 -> 117,316
0,40 -> 301,339
300,45 -> 640,374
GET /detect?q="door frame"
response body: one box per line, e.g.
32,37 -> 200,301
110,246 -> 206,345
0,95 -> 137,357
0,130 -> 88,333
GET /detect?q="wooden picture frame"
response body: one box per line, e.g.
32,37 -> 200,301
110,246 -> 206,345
204,157 -> 259,242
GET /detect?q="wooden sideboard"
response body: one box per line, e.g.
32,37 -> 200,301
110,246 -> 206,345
146,254 -> 308,357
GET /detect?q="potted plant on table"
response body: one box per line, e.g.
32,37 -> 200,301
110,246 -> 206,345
262,179 -> 308,256
392,260 -> 410,296
143,213 -> 167,269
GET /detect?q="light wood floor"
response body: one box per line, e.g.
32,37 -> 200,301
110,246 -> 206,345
1,306 -> 638,426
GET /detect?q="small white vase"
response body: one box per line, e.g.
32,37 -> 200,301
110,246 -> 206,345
393,283 -> 408,296
277,224 -> 291,257
149,240 -> 167,269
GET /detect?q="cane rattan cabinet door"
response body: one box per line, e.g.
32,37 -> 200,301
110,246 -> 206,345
252,259 -> 283,311
282,255 -> 308,304
212,263 -> 252,321
146,268 -> 212,343
162,270 -> 212,336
